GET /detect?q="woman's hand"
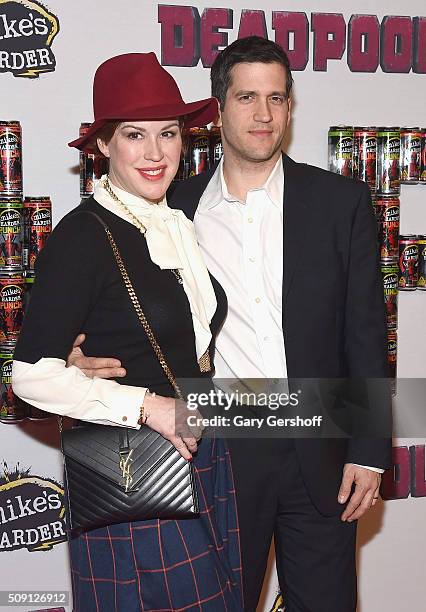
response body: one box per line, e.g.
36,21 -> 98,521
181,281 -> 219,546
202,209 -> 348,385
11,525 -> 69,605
143,393 -> 204,461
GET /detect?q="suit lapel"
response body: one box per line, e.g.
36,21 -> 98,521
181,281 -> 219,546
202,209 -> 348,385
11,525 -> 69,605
282,154 -> 313,300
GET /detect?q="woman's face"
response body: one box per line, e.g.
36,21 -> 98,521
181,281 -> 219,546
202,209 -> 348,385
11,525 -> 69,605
98,120 -> 182,203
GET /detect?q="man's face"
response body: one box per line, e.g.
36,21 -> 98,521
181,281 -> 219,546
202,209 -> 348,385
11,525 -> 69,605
218,61 -> 291,164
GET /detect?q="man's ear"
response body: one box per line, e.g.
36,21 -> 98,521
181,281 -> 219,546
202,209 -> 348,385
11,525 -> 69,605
286,98 -> 292,127
214,106 -> 223,128
97,138 -> 110,158
208,96 -> 221,128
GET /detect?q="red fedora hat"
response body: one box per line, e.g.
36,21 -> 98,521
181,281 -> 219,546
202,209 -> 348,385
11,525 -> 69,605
68,52 -> 218,152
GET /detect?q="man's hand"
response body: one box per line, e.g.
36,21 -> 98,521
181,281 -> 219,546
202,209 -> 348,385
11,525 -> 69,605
338,463 -> 381,522
67,334 -> 126,379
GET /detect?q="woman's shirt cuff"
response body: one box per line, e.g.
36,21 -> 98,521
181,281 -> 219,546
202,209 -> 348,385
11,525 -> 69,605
12,357 -> 146,429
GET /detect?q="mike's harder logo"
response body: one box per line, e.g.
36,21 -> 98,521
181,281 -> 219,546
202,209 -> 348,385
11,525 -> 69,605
0,0 -> 59,78
0,462 -> 67,552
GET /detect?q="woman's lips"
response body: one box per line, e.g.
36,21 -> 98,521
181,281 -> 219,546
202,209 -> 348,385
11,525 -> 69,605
137,167 -> 166,181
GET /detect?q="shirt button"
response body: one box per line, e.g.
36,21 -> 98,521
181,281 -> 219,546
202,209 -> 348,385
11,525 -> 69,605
255,297 -> 261,303
122,416 -> 127,422
249,256 -> 255,262
248,217 -> 254,223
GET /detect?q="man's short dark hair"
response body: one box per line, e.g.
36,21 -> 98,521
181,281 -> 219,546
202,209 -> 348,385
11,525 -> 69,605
211,36 -> 294,109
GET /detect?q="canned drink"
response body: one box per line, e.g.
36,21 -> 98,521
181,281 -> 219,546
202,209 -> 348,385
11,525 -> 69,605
0,121 -> 22,196
417,236 -> 426,290
398,235 -> 419,290
353,127 -> 377,193
328,126 -> 353,177
0,272 -> 24,345
381,262 -> 399,330
376,128 -> 401,194
400,128 -> 421,183
387,332 -> 397,397
188,128 -> 210,177
23,197 -> 52,269
210,126 -> 223,166
79,123 -> 95,197
0,344 -> 27,423
375,196 -> 400,260
421,129 -> 426,184
0,198 -> 23,269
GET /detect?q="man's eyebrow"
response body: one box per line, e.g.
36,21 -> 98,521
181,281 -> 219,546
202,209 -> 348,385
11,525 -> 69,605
234,90 -> 257,97
233,90 -> 286,97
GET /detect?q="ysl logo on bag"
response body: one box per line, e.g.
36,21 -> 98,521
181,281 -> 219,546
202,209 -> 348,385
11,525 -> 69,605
119,449 -> 134,492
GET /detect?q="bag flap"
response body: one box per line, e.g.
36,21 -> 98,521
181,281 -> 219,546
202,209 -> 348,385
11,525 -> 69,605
62,425 -> 176,491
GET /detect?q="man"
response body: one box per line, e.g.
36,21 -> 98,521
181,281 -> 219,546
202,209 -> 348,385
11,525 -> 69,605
72,37 -> 391,611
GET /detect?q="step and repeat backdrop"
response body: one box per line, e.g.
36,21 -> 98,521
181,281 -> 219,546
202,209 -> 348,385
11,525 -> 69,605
1,1 -> 426,610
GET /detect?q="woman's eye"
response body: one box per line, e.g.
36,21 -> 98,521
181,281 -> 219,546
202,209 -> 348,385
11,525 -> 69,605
127,132 -> 143,139
161,130 -> 178,138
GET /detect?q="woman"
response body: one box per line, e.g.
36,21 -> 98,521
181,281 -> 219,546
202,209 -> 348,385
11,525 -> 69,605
12,53 -> 242,611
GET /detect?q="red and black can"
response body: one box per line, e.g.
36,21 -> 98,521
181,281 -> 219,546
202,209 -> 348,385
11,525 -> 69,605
387,332 -> 397,397
0,344 -> 27,424
376,128 -> 401,195
381,262 -> 399,330
375,196 -> 400,260
328,126 -> 353,177
210,126 -> 223,166
417,236 -> 426,290
0,272 -> 24,345
398,235 -> 419,290
0,198 -> 23,269
0,121 -> 22,196
400,128 -> 422,184
421,128 -> 426,184
353,127 -> 377,193
79,123 -> 96,197
23,197 -> 52,270
188,128 -> 210,177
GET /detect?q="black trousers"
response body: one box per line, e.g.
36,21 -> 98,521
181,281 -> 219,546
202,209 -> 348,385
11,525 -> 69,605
227,437 -> 357,612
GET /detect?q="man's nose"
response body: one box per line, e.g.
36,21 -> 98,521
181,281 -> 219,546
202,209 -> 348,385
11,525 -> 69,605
253,98 -> 273,123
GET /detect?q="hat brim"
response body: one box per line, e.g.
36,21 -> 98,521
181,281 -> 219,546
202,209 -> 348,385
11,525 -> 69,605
68,97 -> 218,152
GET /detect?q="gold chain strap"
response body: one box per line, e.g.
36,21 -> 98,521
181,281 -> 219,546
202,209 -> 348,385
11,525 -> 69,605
104,226 -> 184,400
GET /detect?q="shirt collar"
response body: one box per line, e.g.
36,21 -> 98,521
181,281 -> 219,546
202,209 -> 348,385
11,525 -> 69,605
198,156 -> 284,211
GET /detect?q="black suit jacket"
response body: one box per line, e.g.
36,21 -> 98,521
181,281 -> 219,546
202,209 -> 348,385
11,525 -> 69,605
169,153 -> 392,516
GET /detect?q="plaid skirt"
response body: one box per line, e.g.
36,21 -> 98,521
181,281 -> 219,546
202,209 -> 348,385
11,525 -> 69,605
68,436 -> 243,611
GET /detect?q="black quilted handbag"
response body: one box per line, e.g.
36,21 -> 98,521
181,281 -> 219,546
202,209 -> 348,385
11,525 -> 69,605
62,424 -> 198,531
61,211 -> 199,532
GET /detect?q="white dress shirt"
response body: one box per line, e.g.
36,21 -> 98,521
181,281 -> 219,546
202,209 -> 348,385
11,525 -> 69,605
195,157 -> 286,381
194,157 -> 383,474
